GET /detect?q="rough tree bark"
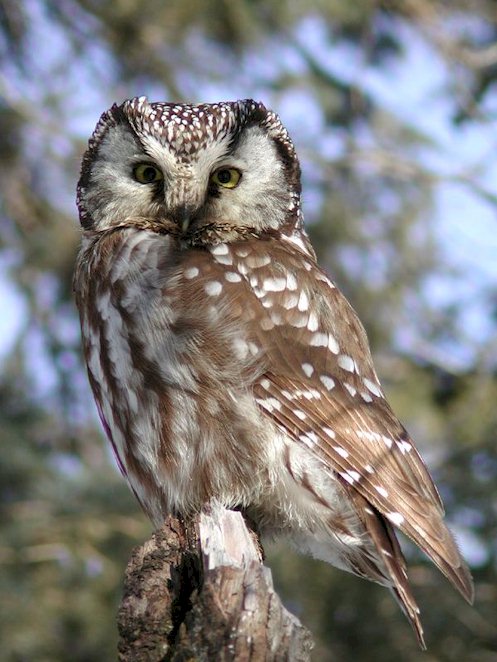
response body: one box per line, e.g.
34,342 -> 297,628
117,503 -> 314,661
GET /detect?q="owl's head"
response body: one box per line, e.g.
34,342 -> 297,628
77,96 -> 302,236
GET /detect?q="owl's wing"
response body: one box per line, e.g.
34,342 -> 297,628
222,238 -> 474,606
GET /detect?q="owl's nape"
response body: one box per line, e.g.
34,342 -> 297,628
74,96 -> 473,649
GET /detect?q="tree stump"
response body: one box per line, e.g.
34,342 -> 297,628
117,503 -> 314,661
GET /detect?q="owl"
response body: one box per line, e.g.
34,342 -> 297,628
74,96 -> 473,647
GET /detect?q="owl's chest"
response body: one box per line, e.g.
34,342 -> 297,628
77,233 -> 275,510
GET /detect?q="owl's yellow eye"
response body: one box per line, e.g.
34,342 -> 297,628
133,163 -> 163,184
210,168 -> 241,189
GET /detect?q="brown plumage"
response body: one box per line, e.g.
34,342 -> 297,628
74,97 -> 473,648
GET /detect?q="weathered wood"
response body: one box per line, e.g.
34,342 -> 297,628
117,503 -> 314,661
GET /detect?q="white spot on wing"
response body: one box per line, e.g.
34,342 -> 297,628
248,342 -> 259,356
316,272 -> 335,288
236,247 -> 250,258
301,362 -> 314,378
299,433 -> 317,449
213,253 -> 233,266
382,435 -> 393,448
286,273 -> 298,291
282,232 -> 310,254
210,243 -> 229,255
309,332 -> 328,347
340,471 -> 360,485
338,355 -> 355,372
204,281 -> 222,296
263,277 -> 287,292
225,271 -> 242,283
260,317 -> 275,331
257,397 -> 281,411
184,266 -> 199,279
297,291 -> 309,311
364,378 -> 383,398
328,335 -> 339,354
386,512 -> 405,526
375,485 -> 389,498
396,440 -> 412,454
294,410 -> 307,420
300,431 -> 319,445
290,315 -> 307,328
232,338 -> 249,359
344,383 -> 357,397
282,293 -> 299,309
334,446 -> 349,458
320,375 -> 335,391
307,312 -> 319,331
245,254 -> 271,268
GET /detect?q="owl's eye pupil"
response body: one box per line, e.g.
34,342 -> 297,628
142,167 -> 157,182
133,163 -> 163,184
216,169 -> 231,184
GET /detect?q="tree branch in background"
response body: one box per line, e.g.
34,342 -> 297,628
118,504 -> 314,661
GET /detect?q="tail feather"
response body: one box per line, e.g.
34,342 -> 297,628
352,493 -> 426,648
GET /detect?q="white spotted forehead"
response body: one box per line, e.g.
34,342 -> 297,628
87,95 -> 296,160
128,96 -> 257,124
123,96 -> 261,156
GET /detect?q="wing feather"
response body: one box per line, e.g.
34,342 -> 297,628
199,237 -> 473,603
233,240 -> 473,603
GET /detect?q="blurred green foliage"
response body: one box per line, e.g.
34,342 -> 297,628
1,1 -> 496,659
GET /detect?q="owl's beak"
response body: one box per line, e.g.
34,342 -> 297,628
169,204 -> 197,233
